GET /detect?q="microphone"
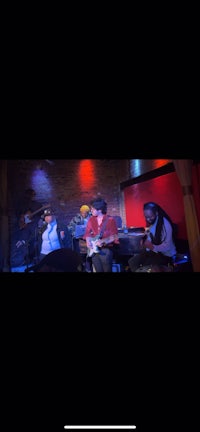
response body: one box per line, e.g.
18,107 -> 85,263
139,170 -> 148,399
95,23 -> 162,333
38,218 -> 46,228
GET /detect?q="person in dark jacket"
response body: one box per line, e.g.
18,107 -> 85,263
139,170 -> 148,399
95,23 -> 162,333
14,188 -> 46,265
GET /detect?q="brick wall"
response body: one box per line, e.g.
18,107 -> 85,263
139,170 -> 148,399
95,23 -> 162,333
8,159 -> 130,231
8,158 -> 169,228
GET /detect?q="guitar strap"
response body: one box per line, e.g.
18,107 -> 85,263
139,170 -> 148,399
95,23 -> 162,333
99,216 -> 109,239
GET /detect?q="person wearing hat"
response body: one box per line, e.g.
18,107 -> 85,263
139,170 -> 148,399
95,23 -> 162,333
67,204 -> 92,271
67,204 -> 91,251
36,208 -> 71,262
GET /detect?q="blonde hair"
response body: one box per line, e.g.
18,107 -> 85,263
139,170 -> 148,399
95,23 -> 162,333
80,205 -> 90,213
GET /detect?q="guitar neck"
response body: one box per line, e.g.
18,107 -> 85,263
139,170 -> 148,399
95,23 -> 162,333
29,203 -> 50,218
30,206 -> 45,217
19,203 -> 50,229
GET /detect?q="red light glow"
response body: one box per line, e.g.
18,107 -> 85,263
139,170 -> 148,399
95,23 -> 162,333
78,160 -> 96,191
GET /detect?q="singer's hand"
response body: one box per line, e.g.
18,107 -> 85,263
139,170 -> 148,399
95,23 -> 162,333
60,231 -> 65,240
16,240 -> 25,248
38,218 -> 45,228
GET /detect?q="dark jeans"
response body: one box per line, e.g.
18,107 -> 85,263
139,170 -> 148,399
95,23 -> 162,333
92,247 -> 113,272
73,238 -> 92,272
72,238 -> 80,253
128,250 -> 173,272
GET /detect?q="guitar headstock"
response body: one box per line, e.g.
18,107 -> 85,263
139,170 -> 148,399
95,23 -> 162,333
43,203 -> 51,209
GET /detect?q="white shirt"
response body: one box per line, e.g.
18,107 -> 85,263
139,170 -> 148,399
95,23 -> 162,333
147,216 -> 176,257
40,220 -> 61,255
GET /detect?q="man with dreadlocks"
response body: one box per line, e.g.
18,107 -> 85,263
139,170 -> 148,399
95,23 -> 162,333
128,202 -> 177,272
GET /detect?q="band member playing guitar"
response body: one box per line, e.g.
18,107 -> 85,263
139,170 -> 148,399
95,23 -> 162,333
19,203 -> 50,229
14,188 -> 50,265
84,197 -> 119,272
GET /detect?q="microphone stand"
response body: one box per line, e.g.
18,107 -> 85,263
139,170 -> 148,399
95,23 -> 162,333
24,240 -> 31,270
24,224 -> 39,269
33,226 -> 40,265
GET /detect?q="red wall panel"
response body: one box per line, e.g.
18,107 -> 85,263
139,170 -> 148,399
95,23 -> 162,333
192,163 -> 200,224
124,164 -> 200,240
124,172 -> 186,237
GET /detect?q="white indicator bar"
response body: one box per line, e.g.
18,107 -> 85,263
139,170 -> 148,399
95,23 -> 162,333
64,427 -> 136,430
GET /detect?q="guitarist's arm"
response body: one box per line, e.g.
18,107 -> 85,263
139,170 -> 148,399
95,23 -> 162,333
97,234 -> 119,247
86,234 -> 119,257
